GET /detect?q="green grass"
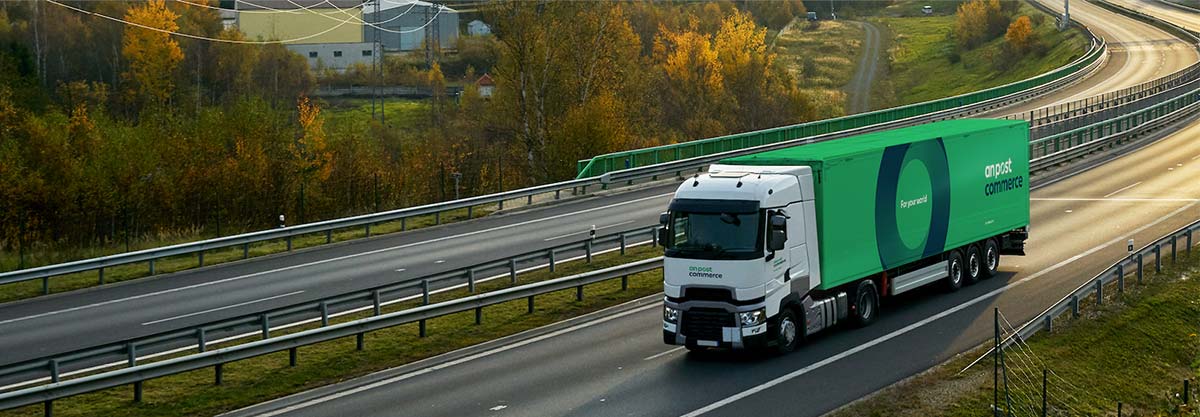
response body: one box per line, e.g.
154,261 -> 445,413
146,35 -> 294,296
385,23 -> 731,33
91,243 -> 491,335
0,244 -> 664,417
830,247 -> 1200,417
774,19 -> 865,118
872,2 -> 1088,107
321,97 -> 431,134
0,206 -> 490,304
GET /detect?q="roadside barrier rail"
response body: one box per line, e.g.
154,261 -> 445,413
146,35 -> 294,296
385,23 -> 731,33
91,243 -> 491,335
0,226 -> 659,392
0,257 -> 666,412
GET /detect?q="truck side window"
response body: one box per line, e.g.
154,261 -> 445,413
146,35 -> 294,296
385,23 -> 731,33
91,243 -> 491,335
672,215 -> 689,246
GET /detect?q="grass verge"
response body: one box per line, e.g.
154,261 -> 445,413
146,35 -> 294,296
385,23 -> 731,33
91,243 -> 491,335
830,247 -> 1200,417
0,245 -> 663,417
871,2 -> 1088,107
0,206 -> 491,305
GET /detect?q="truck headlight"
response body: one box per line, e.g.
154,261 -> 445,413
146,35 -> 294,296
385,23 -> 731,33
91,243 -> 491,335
664,306 -> 679,323
739,308 -> 766,327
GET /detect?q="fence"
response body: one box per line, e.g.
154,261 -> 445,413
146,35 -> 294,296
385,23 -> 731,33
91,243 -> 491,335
0,225 -> 659,392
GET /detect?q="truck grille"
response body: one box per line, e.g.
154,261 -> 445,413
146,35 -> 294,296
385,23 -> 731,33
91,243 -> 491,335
682,308 -> 734,341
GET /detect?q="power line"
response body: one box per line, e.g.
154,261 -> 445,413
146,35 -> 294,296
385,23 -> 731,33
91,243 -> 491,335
47,0 -> 357,44
237,0 -> 443,34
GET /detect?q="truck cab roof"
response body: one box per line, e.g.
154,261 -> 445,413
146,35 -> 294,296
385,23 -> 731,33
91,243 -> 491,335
674,165 -> 812,207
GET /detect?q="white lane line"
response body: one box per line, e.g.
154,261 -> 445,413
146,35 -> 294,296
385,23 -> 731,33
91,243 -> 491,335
544,220 -> 637,242
0,192 -> 675,327
1192,154 -> 1199,160
681,201 -> 1199,416
141,291 -> 305,326
1031,198 -> 1200,202
242,302 -> 664,417
490,405 -> 508,411
1103,181 -> 1142,198
435,260 -> 446,264
1,240 -> 658,393
643,346 -> 686,361
395,269 -> 406,273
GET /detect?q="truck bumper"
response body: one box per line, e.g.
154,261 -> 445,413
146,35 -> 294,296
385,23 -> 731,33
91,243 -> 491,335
663,322 -> 770,350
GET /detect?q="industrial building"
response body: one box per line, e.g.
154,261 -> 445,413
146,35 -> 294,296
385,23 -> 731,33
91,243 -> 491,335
362,0 -> 459,52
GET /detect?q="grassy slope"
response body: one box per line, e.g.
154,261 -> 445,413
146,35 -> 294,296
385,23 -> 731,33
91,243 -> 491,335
831,250 -> 1200,417
873,2 -> 1088,107
774,19 -> 865,118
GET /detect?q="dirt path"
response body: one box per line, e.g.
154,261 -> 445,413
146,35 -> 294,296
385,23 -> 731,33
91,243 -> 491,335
845,20 -> 883,114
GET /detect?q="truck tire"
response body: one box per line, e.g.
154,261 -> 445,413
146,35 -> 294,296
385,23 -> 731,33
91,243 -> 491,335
982,239 -> 1000,278
964,244 -> 983,284
944,250 -> 964,292
850,280 -> 879,328
774,309 -> 800,354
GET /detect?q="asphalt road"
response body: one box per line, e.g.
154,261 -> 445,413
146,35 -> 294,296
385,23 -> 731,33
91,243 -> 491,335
0,0 -> 1195,412
846,21 -> 883,114
229,88 -> 1200,417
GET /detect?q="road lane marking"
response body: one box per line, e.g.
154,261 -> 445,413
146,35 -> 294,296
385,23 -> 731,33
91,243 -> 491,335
435,260 -> 445,264
1103,181 -> 1141,198
141,291 -> 306,326
237,301 -> 664,417
544,220 -> 637,241
395,269 -> 406,273
1192,154 -> 1199,160
1032,198 -> 1199,202
643,346 -> 686,361
682,201 -> 1199,416
0,192 -> 675,327
1,240 -> 659,393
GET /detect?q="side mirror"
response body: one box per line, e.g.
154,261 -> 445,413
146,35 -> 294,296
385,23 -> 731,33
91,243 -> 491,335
659,212 -> 670,226
769,214 -> 787,229
658,227 -> 670,248
768,229 -> 786,251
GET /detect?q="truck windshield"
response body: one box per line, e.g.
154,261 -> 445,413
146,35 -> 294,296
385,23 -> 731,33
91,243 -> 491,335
665,210 -> 763,260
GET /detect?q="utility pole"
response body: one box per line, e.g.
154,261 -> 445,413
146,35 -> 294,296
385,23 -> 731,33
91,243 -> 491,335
994,308 -> 1000,417
1061,0 -> 1070,31
371,0 -> 381,121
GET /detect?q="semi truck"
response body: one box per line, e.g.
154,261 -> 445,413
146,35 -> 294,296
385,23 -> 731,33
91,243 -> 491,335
658,119 -> 1030,352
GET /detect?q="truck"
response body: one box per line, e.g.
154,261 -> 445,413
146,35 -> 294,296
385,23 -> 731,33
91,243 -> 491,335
658,119 -> 1030,353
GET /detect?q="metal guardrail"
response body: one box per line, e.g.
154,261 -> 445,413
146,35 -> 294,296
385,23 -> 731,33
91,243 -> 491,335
1008,218 -> 1200,346
0,257 -> 666,411
0,225 -> 659,391
573,18 -> 1106,178
0,35 -> 1107,295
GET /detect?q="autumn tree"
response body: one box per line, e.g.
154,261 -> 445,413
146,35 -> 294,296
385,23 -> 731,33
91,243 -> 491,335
292,96 -> 332,183
122,0 -> 183,110
1005,15 -> 1035,55
655,21 -> 726,139
955,0 -> 1009,49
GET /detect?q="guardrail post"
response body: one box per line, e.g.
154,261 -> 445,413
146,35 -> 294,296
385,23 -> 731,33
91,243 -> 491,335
326,230 -> 332,244
586,240 -> 593,263
475,307 -> 482,325
1156,245 -> 1162,273
287,236 -> 293,252
1043,315 -> 1052,332
243,243 -> 249,259
43,276 -> 49,294
527,194 -> 534,206
622,275 -> 628,291
509,259 -> 517,284
499,199 -> 505,211
261,314 -> 270,339
555,190 -> 561,200
365,224 -> 371,237
1172,236 -> 1177,263
1117,264 -> 1124,293
620,234 -> 627,255
1137,253 -> 1144,284
549,250 -> 556,272
1095,279 -> 1104,305
127,343 -> 142,401
215,363 -> 223,386
468,269 -> 476,293
652,228 -> 658,247
467,206 -> 473,219
98,268 -> 105,285
576,284 -> 584,301
1188,230 -> 1193,255
356,333 -> 365,350
528,295 -> 535,313
372,290 -> 382,316
289,347 -> 297,366
197,328 -> 206,353
43,400 -> 52,417
435,212 -> 441,225
401,218 -> 407,231
1186,379 -> 1191,404
420,279 -> 429,337
198,251 -> 204,267
320,302 -> 329,326
149,259 -> 155,276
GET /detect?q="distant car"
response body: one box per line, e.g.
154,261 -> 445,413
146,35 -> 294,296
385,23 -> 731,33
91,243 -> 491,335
922,5 -> 933,15
807,11 -> 818,21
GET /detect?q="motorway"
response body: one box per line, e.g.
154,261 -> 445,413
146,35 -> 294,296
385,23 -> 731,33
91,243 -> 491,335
1,0 -> 1198,415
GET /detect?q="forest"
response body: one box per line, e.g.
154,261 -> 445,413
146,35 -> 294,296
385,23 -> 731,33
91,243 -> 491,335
0,0 -> 824,260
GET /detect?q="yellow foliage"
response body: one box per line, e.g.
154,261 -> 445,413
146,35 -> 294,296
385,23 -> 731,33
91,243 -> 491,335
955,0 -> 1008,49
292,96 -> 332,182
122,0 -> 183,107
1005,15 -> 1035,54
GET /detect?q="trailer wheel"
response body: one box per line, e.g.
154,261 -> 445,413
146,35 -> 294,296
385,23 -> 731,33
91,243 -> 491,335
964,244 -> 983,284
850,280 -> 879,328
774,309 -> 800,354
944,250 -> 964,292
982,239 -> 1000,278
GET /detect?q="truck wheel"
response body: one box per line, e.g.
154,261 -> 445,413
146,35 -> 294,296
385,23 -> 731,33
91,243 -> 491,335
982,239 -> 1000,278
850,280 -> 879,328
774,309 -> 800,354
964,244 -> 983,284
944,250 -> 964,292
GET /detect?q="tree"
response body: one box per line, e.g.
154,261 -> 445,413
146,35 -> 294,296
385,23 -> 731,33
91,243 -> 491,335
1005,15 -> 1035,55
121,0 -> 183,110
955,0 -> 1008,49
655,21 -> 726,139
253,43 -> 314,107
292,96 -> 332,183
714,10 -> 772,131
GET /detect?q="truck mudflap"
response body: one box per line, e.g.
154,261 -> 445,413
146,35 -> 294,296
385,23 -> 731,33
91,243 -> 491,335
1001,228 -> 1028,256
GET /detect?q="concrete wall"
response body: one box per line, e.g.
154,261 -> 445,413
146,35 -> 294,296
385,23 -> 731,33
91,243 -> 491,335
238,8 -> 364,44
287,42 -> 380,71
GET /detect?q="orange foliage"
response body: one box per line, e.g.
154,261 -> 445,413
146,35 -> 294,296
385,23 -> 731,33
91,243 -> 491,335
1005,16 -> 1035,54
122,0 -> 183,107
